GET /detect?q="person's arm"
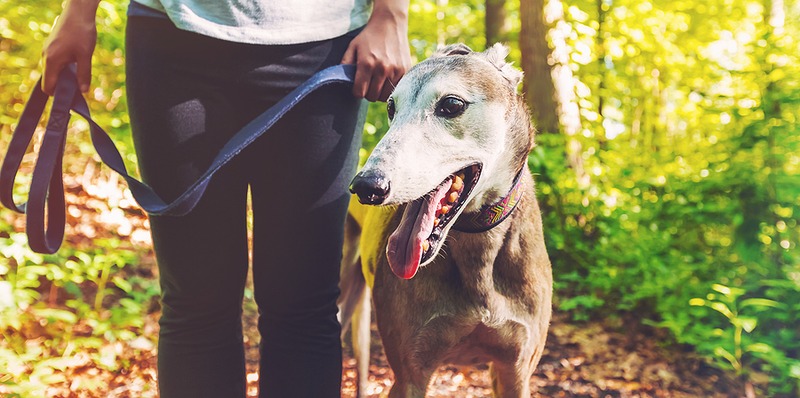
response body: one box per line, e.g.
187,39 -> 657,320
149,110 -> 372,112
340,0 -> 411,102
42,0 -> 101,95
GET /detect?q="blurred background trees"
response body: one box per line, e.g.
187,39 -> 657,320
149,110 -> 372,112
519,0 -> 800,394
1,0 -> 798,396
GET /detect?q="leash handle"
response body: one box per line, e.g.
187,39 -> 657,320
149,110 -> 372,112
0,63 -> 356,253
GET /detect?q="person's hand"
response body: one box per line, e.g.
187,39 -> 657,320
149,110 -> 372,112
41,0 -> 100,95
341,1 -> 411,102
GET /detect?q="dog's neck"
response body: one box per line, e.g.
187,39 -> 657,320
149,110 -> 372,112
444,171 -> 541,301
452,167 -> 525,233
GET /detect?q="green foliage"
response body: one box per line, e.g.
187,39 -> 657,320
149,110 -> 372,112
688,284 -> 798,389
529,0 -> 800,394
0,227 -> 158,396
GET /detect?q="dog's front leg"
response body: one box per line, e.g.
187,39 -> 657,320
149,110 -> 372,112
387,368 -> 434,398
490,361 -> 533,398
490,335 -> 544,398
382,315 -> 475,398
382,338 -> 438,398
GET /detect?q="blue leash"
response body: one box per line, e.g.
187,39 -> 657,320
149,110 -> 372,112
0,63 -> 357,253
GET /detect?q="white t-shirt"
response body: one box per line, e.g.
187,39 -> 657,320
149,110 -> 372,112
132,0 -> 372,45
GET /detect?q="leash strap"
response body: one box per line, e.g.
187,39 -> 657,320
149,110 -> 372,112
0,63 -> 356,253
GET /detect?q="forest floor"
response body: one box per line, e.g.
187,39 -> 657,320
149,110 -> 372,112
73,297 -> 748,398
337,313 -> 747,398
336,312 -> 748,398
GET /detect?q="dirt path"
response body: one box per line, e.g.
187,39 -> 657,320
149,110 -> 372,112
32,298 -> 746,398
335,312 -> 745,398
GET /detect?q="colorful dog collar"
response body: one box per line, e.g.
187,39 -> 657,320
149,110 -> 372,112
452,169 -> 525,233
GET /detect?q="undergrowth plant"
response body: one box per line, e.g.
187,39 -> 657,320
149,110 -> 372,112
689,285 -> 785,378
0,229 -> 159,397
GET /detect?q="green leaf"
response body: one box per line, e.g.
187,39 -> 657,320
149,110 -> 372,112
19,265 -> 48,277
33,308 -> 78,324
739,298 -> 782,309
709,301 -> 734,319
714,346 -> 739,369
739,316 -> 757,333
689,298 -> 706,306
112,276 -> 133,293
711,283 -> 745,299
790,363 -> 800,379
36,371 -> 66,385
745,343 -> 774,354
712,284 -> 732,296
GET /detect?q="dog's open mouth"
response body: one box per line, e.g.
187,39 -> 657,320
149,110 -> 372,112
386,164 -> 481,279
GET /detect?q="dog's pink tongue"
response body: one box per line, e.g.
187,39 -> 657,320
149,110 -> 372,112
387,180 -> 453,279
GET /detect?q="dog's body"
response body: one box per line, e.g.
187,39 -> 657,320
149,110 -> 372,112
339,44 -> 552,398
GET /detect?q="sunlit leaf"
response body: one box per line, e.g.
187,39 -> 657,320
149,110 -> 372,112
739,298 -> 782,309
709,302 -> 734,319
738,317 -> 757,333
745,343 -> 774,354
689,298 -> 706,306
33,308 -> 78,324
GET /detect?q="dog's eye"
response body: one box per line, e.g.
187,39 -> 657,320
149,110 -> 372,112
435,96 -> 466,118
387,98 -> 396,121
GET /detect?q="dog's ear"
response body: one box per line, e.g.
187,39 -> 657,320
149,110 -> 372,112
432,43 -> 473,57
484,43 -> 524,88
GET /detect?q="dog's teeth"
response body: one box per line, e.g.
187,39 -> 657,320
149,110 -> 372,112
422,240 -> 430,252
448,192 -> 459,203
434,218 -> 440,227
441,205 -> 451,215
452,176 -> 464,192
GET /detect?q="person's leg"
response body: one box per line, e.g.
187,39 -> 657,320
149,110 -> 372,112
237,34 -> 364,397
126,17 -> 252,398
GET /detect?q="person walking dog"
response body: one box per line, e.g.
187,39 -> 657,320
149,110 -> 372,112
42,0 -> 410,396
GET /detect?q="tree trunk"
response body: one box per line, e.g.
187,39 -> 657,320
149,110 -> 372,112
485,0 -> 507,47
520,0 -> 559,134
596,0 -> 606,122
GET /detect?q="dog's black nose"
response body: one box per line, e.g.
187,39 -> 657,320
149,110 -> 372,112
350,170 -> 390,205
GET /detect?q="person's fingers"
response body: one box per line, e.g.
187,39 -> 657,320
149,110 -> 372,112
353,57 -> 374,99
390,64 -> 407,99
341,43 -> 356,65
379,79 -> 394,102
365,63 -> 388,102
343,27 -> 411,101
341,42 -> 365,97
42,57 -> 65,96
77,53 -> 92,93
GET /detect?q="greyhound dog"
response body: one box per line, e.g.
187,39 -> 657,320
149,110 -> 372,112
338,43 -> 552,398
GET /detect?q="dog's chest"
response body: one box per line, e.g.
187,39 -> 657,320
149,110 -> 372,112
415,232 -> 543,365
431,315 -> 532,366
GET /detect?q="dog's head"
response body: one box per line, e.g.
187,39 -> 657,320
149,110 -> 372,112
350,43 -> 535,279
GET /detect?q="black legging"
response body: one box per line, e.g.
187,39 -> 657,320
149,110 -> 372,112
126,16 -> 364,398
